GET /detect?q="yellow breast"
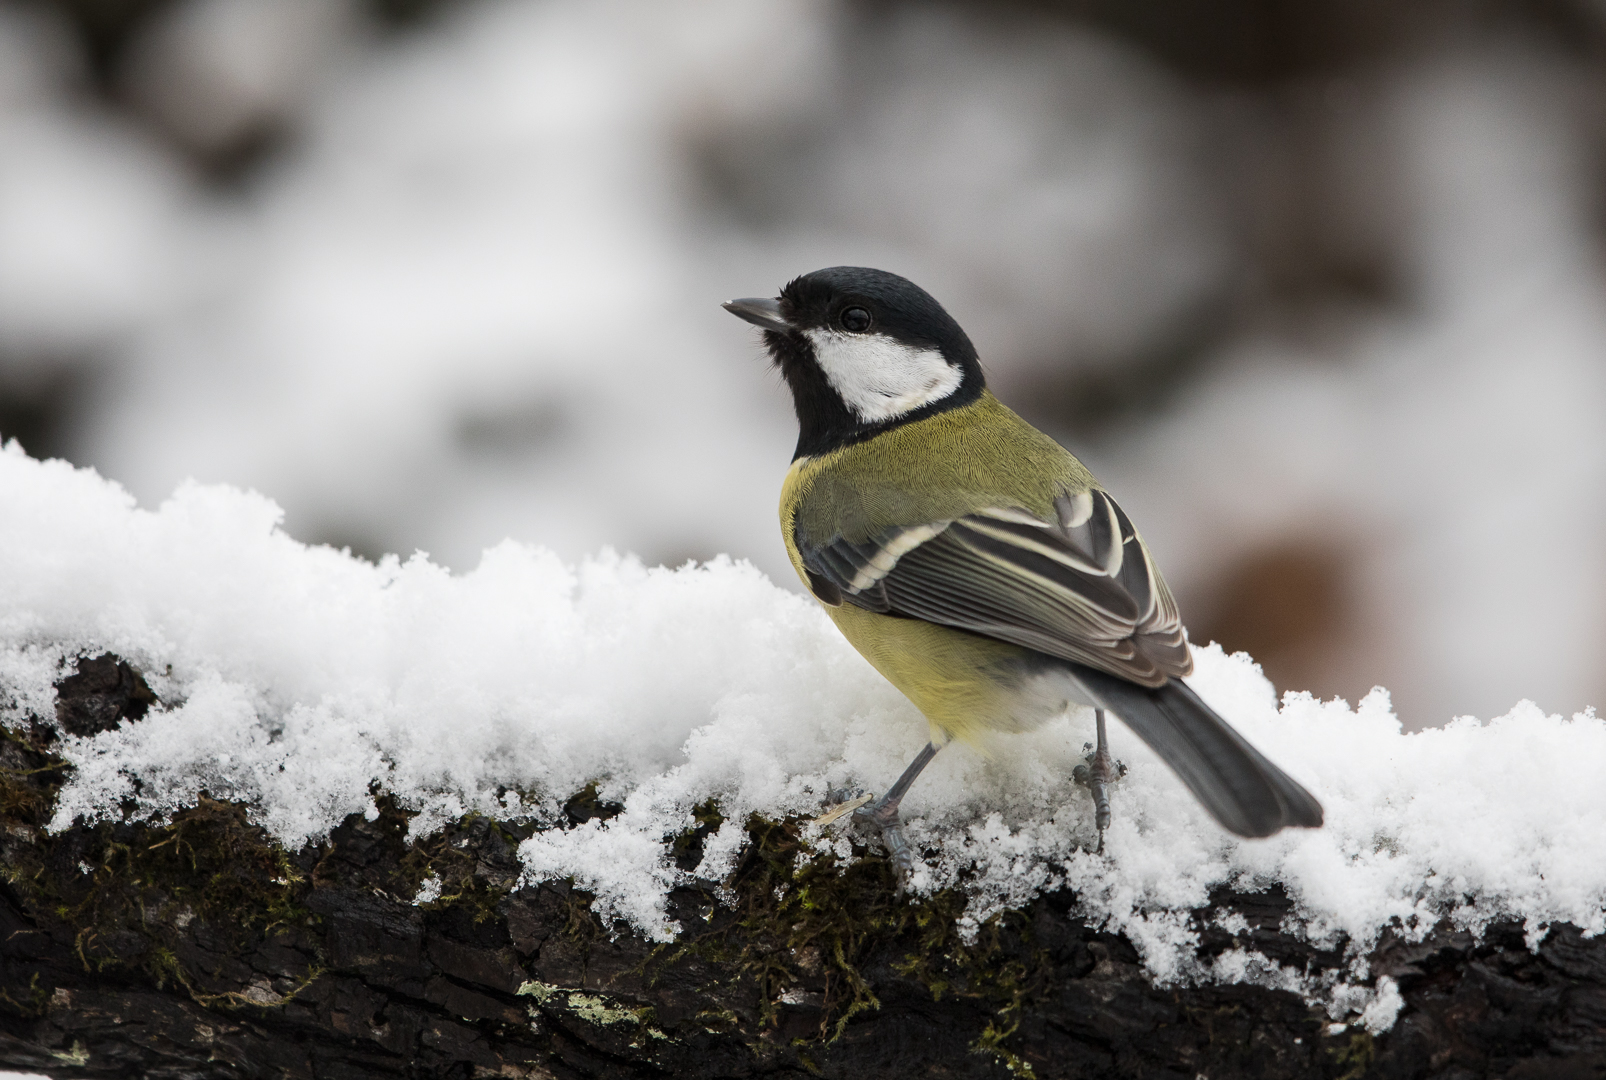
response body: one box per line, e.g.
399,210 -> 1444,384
823,603 -> 1056,745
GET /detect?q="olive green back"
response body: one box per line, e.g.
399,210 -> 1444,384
781,391 -> 1096,555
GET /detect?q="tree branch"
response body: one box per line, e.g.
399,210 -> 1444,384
4,658 -> 1604,1079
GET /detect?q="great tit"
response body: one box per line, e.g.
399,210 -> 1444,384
724,266 -> 1322,873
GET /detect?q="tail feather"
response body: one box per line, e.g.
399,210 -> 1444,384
1070,664 -> 1323,838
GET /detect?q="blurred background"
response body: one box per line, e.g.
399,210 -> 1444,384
2,0 -> 1604,729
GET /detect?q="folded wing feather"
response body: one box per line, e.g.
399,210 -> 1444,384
799,489 -> 1191,687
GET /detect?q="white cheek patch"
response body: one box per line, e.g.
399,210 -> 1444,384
804,329 -> 964,423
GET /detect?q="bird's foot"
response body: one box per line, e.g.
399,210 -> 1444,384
826,743 -> 940,894
851,795 -> 915,892
1073,741 -> 1127,854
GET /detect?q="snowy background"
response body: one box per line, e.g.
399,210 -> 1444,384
4,0 -> 1606,1065
3,0 -> 1606,728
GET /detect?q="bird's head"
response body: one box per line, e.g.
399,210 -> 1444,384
724,266 -> 984,459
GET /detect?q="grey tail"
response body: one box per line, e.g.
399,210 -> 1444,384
1069,663 -> 1323,838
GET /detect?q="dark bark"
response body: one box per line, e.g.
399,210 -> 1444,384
3,658 -> 1605,1080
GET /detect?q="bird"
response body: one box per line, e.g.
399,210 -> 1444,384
722,266 -> 1322,875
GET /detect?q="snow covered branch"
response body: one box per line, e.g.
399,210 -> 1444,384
3,444 -> 1606,1077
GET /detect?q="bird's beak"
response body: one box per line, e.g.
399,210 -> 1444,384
722,297 -> 791,332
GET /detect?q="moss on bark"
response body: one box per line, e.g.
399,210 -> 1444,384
4,656 -> 1606,1079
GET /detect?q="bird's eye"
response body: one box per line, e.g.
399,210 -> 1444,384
839,307 -> 872,333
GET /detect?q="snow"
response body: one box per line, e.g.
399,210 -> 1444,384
0,61 -> 198,361
8,0 -> 1221,593
120,0 -> 359,157
6,0 -> 1603,730
4,443 -> 1604,1032
1096,46 -> 1606,727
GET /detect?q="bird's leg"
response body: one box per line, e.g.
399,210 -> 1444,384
1072,709 -> 1126,853
852,741 -> 940,886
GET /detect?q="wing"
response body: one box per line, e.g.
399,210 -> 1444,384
799,489 -> 1191,687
